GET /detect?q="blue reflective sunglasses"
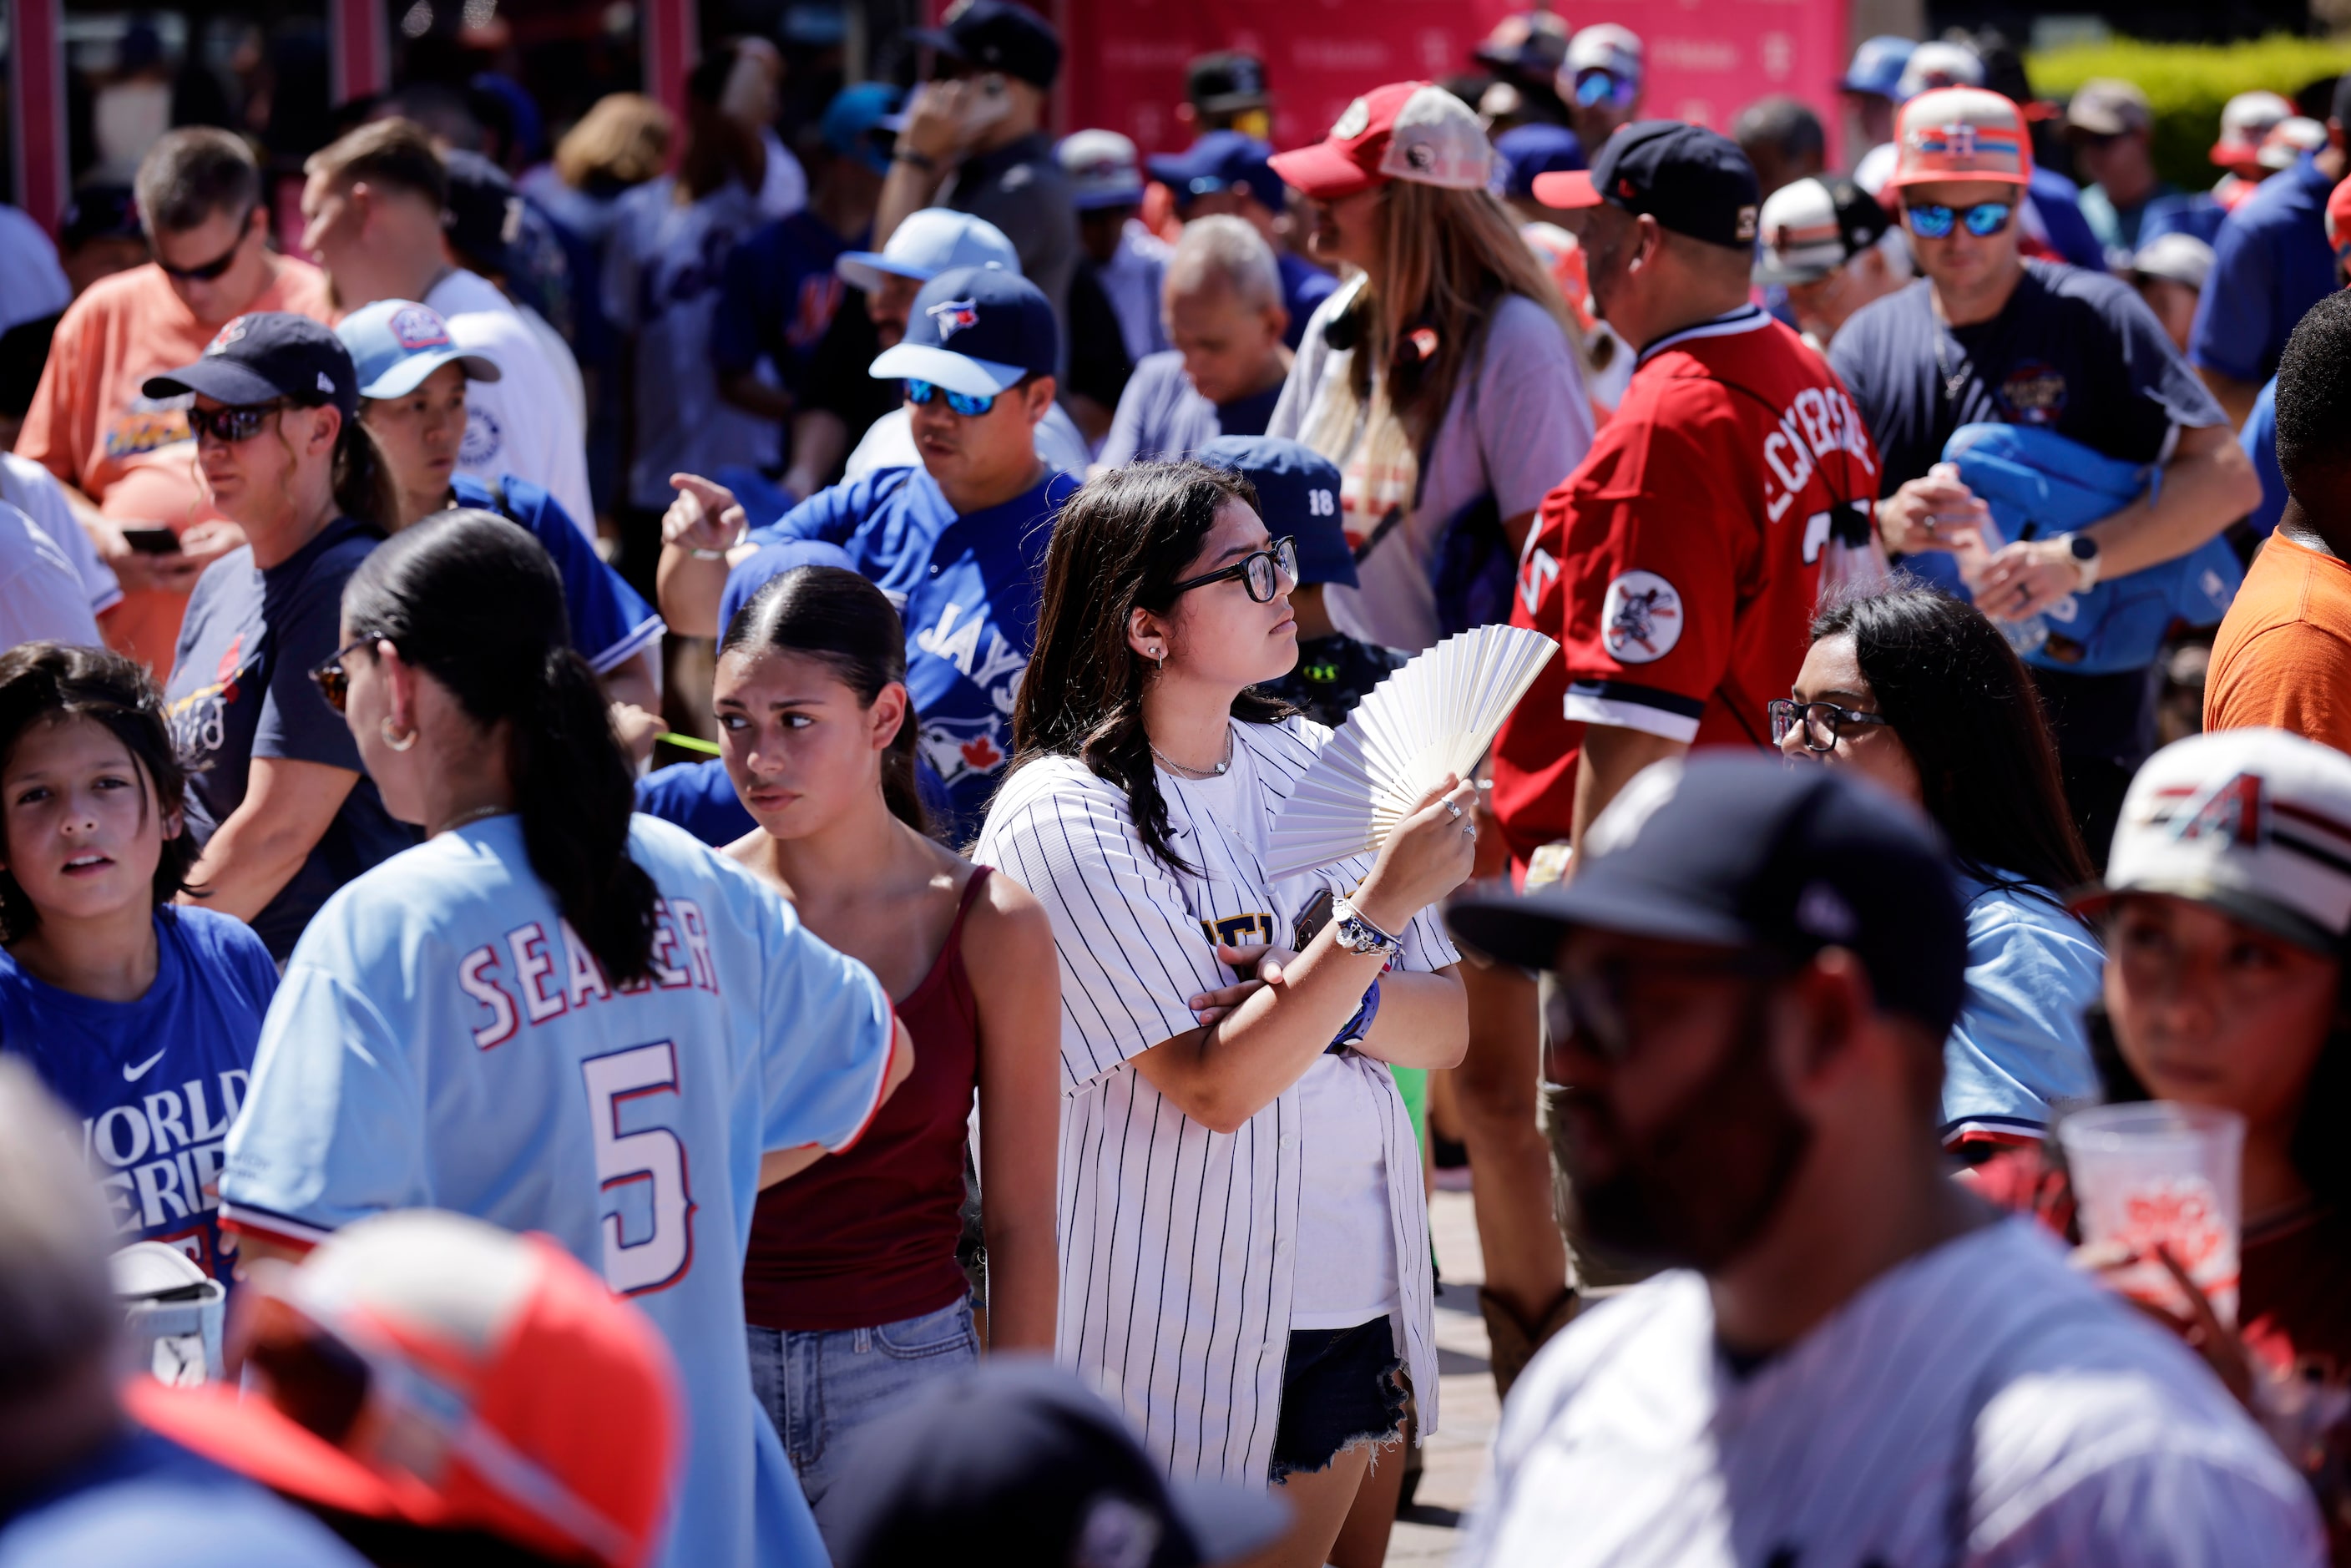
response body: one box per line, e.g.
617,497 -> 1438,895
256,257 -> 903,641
1904,200 -> 2015,240
906,379 -> 999,417
1573,69 -> 1636,109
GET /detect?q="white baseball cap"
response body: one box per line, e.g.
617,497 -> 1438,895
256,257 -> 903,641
2130,230 -> 2214,291
1057,129 -> 1145,210
1895,40 -> 1984,103
2213,89 -> 2293,165
1754,175 -> 1891,286
2075,728 -> 2351,953
2259,115 -> 2329,172
1566,23 -> 1642,82
836,208 -> 1020,295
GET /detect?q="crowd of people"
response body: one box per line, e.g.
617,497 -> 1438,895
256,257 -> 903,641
0,5 -> 2349,1566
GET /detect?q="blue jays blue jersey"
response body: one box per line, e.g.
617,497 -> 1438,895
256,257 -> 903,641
751,466 -> 1078,842
0,908 -> 274,1280
220,815 -> 895,1568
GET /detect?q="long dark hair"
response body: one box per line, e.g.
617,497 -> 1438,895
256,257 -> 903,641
0,643 -> 197,942
342,510 -> 657,984
720,566 -> 928,836
1012,461 -> 1290,874
330,412 -> 400,531
1810,583 -> 2093,898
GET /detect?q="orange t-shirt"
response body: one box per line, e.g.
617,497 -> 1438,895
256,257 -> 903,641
2204,534 -> 2351,754
16,259 -> 332,679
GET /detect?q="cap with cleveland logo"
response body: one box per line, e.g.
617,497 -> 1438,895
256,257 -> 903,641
1534,119 -> 1761,250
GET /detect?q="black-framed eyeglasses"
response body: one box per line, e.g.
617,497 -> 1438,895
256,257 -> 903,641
309,636 -> 373,714
190,401 -> 291,445
1170,536 -> 1297,604
1904,200 -> 2015,240
155,205 -> 258,281
1542,951 -> 1791,1073
1768,698 -> 1894,752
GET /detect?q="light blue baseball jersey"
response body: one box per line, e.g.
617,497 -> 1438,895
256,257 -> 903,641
220,813 -> 895,1568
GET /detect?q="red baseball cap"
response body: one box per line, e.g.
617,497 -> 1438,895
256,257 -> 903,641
2327,173 -> 2351,264
1888,86 -> 2034,190
130,1212 -> 683,1568
1268,81 -> 1494,201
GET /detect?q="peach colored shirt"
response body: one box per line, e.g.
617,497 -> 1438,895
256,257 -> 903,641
2205,533 -> 2351,756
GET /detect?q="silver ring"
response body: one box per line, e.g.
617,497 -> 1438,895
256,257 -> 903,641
1444,800 -> 1464,819
1463,821 -> 1478,837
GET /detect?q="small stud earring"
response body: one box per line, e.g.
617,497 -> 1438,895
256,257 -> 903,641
1153,647 -> 1165,670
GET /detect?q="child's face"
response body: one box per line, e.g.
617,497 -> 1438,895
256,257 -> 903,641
0,716 -> 174,926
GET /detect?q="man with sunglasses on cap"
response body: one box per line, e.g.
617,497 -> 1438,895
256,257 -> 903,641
1446,755 -> 2328,1568
1560,24 -> 1645,156
1831,86 -> 2259,859
17,129 -> 331,681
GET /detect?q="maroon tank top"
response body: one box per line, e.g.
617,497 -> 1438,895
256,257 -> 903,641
742,867 -> 988,1331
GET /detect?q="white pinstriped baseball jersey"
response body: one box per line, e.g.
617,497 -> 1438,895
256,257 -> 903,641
1460,1218 -> 2326,1568
974,716 -> 1455,1486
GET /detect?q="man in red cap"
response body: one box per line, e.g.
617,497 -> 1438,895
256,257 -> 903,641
1486,120 -> 1882,1374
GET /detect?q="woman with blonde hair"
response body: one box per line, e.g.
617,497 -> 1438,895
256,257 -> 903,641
1267,80 -> 1595,653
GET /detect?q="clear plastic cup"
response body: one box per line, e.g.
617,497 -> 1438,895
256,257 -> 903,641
2057,1102 -> 2246,1326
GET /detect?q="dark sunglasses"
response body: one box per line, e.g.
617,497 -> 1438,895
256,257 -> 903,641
189,401 -> 290,444
309,635 -> 372,714
1904,200 -> 2015,240
155,205 -> 258,281
1541,951 -> 1790,1075
1170,535 -> 1298,604
1767,699 -> 1894,752
906,378 -> 1000,417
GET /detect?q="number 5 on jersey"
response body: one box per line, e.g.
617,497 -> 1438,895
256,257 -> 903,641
582,1042 -> 696,1294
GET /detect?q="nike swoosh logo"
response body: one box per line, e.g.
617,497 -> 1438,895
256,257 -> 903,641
123,1049 -> 167,1083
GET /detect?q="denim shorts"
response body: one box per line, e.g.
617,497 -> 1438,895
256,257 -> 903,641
747,1297 -> 980,1540
1269,1316 -> 1408,1481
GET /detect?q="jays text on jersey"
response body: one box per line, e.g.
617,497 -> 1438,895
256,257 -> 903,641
1491,306 -> 1882,863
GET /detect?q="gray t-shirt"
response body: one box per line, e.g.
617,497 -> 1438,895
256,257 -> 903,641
1098,351 -> 1284,467
1269,283 -> 1594,650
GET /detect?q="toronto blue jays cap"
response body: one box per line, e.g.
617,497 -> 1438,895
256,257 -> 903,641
144,311 -> 361,422
825,1359 -> 1287,1568
870,266 -> 1057,397
720,539 -> 859,636
837,208 -> 1020,295
1147,131 -> 1280,211
1493,122 -> 1586,202
910,0 -> 1061,90
1196,436 -> 1352,589
335,298 -> 503,399
1534,119 -> 1761,250
1446,756 -> 1967,1036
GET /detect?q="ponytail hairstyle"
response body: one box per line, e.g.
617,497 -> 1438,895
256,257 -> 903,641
720,566 -> 928,836
330,412 -> 400,534
0,643 -> 197,942
342,510 -> 657,984
1012,461 -> 1290,875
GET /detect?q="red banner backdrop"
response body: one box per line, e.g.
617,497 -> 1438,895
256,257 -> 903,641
1049,0 -> 1853,169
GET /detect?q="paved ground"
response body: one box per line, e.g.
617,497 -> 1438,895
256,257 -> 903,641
1387,1186 -> 1497,1565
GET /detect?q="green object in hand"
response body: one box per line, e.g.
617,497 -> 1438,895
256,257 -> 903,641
657,732 -> 722,756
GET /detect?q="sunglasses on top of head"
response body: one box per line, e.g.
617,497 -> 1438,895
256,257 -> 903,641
156,205 -> 258,282
1904,200 -> 2015,240
906,379 -> 1002,417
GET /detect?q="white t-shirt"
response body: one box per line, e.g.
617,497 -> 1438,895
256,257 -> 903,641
842,401 -> 1093,483
0,499 -> 102,649
515,300 -> 587,433
424,271 -> 594,535
1,451 -> 119,617
0,205 -> 69,336
1461,1218 -> 2327,1568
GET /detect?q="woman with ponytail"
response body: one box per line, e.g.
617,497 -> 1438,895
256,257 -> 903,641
150,312 -> 408,960
715,565 -> 1058,1544
220,510 -> 913,1568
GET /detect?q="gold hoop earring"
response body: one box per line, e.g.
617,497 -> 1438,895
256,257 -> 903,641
380,718 -> 417,752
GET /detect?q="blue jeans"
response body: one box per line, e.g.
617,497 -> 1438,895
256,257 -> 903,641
746,1298 -> 980,1538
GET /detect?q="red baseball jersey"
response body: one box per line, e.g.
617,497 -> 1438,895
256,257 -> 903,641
1491,306 -> 1883,864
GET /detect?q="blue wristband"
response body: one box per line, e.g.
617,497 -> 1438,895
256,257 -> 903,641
1327,978 -> 1382,1055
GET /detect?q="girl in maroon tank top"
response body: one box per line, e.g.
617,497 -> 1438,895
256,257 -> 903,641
711,565 -> 1061,1539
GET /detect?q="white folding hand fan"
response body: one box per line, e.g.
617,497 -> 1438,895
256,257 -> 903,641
1265,624 -> 1558,879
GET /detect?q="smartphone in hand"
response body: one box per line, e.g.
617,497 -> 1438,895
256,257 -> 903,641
119,526 -> 182,555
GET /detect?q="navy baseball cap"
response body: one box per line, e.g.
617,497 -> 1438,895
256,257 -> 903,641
1533,119 -> 1762,250
1196,436 -> 1352,589
870,266 -> 1057,397
144,311 -> 360,422
1147,130 -> 1280,211
720,539 -> 859,635
911,0 -> 1061,90
1446,756 -> 1967,1037
442,149 -> 521,276
825,1359 -> 1287,1568
336,299 -> 502,399
1493,123 -> 1586,202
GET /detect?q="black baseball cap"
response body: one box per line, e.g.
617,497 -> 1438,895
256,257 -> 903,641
825,1359 -> 1288,1568
1533,119 -> 1762,250
144,311 -> 361,422
869,265 -> 1058,397
1197,436 -> 1353,588
442,149 -> 520,276
912,0 -> 1061,90
1186,51 -> 1270,114
1446,756 -> 1967,1037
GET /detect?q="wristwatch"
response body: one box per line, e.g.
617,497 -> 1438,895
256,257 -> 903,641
2056,532 -> 2101,593
1330,898 -> 1402,959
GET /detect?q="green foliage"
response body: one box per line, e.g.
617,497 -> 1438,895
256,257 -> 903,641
2027,35 -> 2351,192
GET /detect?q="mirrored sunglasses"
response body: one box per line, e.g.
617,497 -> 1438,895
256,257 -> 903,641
189,401 -> 291,444
1904,200 -> 2015,240
906,379 -> 999,417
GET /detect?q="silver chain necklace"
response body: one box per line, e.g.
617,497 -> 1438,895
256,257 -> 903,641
1150,729 -> 1233,779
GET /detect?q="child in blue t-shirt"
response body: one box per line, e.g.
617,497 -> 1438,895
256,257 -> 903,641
0,643 -> 276,1281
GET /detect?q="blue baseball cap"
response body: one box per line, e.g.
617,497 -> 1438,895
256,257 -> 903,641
837,208 -> 1020,295
1840,35 -> 1915,99
1146,130 -> 1279,211
720,539 -> 858,635
871,266 -> 1058,397
334,299 -> 502,400
144,311 -> 361,422
822,83 -> 902,175
1492,123 -> 1586,201
1196,437 -> 1352,589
